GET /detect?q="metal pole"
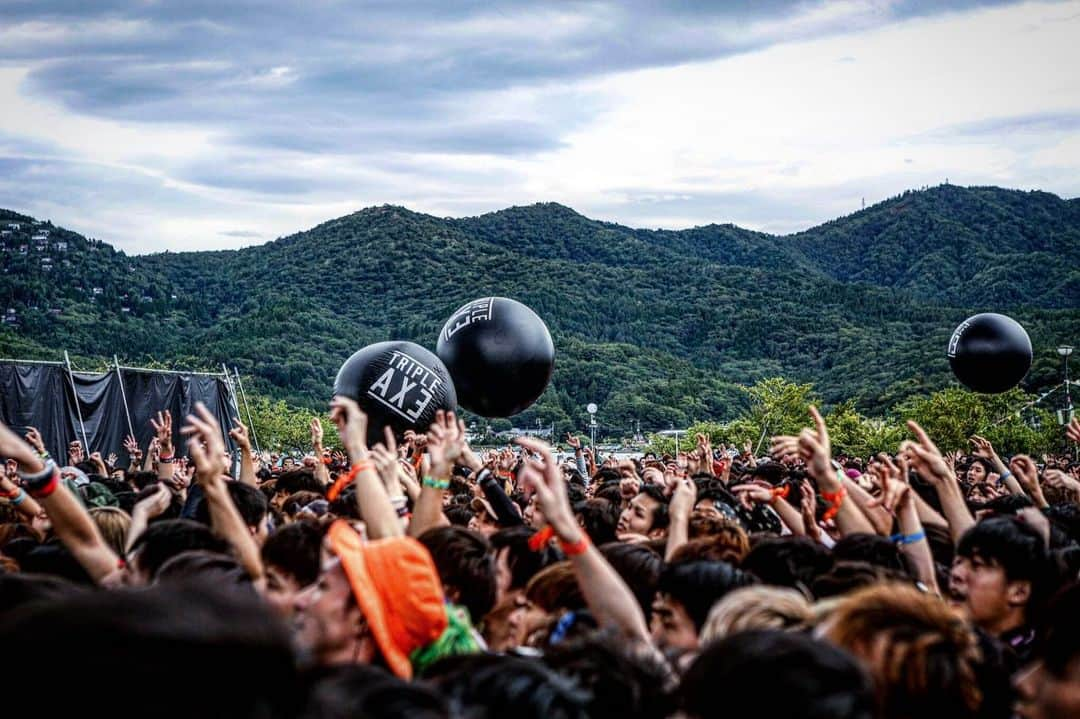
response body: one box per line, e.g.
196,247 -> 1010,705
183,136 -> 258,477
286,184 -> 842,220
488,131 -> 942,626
233,367 -> 261,455
114,355 -> 136,441
64,350 -> 89,451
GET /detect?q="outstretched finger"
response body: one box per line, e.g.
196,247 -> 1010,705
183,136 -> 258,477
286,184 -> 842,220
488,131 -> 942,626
808,405 -> 828,443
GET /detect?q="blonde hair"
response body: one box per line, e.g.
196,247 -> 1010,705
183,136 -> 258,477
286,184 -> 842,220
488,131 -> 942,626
700,585 -> 813,643
89,506 -> 132,557
823,583 -> 982,719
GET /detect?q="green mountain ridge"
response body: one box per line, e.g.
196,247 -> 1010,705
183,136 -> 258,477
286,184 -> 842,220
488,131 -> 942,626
1,184 -> 1077,435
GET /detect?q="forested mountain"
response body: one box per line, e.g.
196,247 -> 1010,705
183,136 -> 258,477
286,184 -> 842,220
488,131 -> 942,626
1,184 -> 1077,435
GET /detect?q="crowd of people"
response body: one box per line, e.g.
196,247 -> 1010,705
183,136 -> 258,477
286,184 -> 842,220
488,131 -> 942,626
2,395 -> 1079,719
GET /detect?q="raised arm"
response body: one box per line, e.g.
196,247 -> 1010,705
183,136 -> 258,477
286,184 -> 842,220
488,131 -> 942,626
150,410 -> 176,484
902,420 -> 973,546
870,454 -> 939,595
408,410 -> 460,537
0,420 -> 121,584
310,417 -> 331,487
228,419 -> 256,486
664,471 -> 697,561
182,403 -> 265,589
771,407 -> 876,537
329,396 -> 402,539
517,436 -> 651,643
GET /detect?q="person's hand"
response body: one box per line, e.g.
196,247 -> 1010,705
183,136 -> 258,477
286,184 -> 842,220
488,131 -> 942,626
515,436 -> 579,541
1009,455 -> 1044,501
329,396 -> 369,463
771,406 -> 835,490
1044,468 -> 1080,500
696,433 -> 712,465
310,417 -> 324,449
1067,417 -> 1080,445
106,452 -> 118,467
24,426 -> 46,455
89,451 -> 107,475
669,475 -> 697,519
742,440 -> 753,457
969,435 -> 999,462
370,426 -> 401,496
147,436 -> 161,459
133,482 -> 173,520
566,433 -> 581,451
731,483 -> 773,510
228,419 -> 252,452
426,410 -> 467,480
0,420 -> 44,473
68,439 -> 84,465
619,474 -> 641,499
181,403 -> 229,485
867,454 -> 910,514
150,410 -> 173,457
899,421 -> 957,487
122,434 -> 142,460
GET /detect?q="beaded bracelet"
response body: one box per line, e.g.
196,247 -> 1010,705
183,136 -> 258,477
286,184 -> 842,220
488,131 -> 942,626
820,484 -> 847,522
422,476 -> 450,490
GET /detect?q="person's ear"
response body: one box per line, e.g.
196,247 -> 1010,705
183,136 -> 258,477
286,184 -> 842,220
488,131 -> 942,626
1006,579 -> 1032,607
648,527 -> 668,540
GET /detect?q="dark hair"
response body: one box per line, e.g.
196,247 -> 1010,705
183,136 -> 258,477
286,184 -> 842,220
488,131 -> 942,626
445,506 -> 475,527
490,526 -> 559,591
741,536 -> 834,594
303,664 -> 447,719
155,550 -> 254,592
1044,503 -> 1080,545
19,541 -> 95,584
832,533 -> 916,579
0,583 -> 300,718
599,542 -> 663,621
657,560 -> 756,631
1037,581 -> 1080,677
592,468 -> 621,485
0,571 -> 81,616
283,491 -> 323,517
574,498 -> 619,546
133,483 -> 183,522
970,493 -> 1034,516
543,630 -> 674,719
129,471 -> 160,491
418,527 -> 496,624
261,522 -> 323,588
129,519 -> 230,579
637,484 -> 670,531
195,482 -> 268,529
956,517 -> 1051,604
593,482 -> 623,506
811,560 -> 912,599
680,631 -> 874,719
275,470 -> 324,496
431,654 -> 589,719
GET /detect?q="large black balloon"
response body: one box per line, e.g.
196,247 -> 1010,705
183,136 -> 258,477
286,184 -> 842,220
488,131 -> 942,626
947,313 -> 1032,393
436,297 -> 555,417
333,341 -> 457,445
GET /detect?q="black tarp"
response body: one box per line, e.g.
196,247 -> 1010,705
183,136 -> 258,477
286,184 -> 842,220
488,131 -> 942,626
0,361 -> 238,463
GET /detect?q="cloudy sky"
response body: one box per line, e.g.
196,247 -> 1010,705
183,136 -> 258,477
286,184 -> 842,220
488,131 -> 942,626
1,0 -> 1078,253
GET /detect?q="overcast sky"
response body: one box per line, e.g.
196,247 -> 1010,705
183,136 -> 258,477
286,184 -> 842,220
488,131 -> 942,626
1,0 -> 1078,253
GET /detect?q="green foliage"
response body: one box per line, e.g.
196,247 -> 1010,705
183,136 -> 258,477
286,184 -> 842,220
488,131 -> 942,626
895,387 -> 1060,456
826,401 -> 906,457
1,186 -> 1077,441
243,393 -> 339,454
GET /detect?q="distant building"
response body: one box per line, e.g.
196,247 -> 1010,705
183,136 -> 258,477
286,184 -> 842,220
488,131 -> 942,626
54,241 -> 67,251
31,233 -> 47,241
7,223 -> 20,230
92,287 -> 103,295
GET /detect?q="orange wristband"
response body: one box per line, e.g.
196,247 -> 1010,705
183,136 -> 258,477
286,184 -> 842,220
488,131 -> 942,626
559,533 -> 590,557
327,461 -> 374,501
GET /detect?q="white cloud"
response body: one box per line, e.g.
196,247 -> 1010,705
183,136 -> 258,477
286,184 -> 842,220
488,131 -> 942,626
0,1 -> 1077,249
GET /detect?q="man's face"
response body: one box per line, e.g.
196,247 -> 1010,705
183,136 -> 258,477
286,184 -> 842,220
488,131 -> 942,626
650,592 -> 698,651
1014,657 -> 1080,719
949,554 -> 1027,632
694,498 -> 726,521
618,492 -> 658,536
282,457 -> 295,469
967,462 -> 988,483
293,557 -> 364,664
468,509 -> 499,536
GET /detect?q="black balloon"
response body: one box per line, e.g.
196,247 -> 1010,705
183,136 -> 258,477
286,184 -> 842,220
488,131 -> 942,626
333,341 -> 457,445
947,313 -> 1032,393
436,297 -> 555,417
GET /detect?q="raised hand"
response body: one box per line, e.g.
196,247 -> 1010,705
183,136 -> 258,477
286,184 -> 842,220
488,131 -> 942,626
771,406 -> 834,490
228,419 -> 252,452
515,437 -> 577,540
89,451 -> 107,475
800,480 -> 821,540
122,434 -> 141,459
106,452 -> 118,467
370,426 -> 401,496
24,426 -> 46,455
328,396 -> 369,463
1044,468 -> 1080,501
969,435 -> 997,461
1008,455 -> 1046,506
1068,417 -> 1080,445
68,439 -> 85,465
566,433 -> 581,451
731,482 -> 773,510
180,403 -> 228,484
899,420 -> 956,487
150,410 -> 173,457
133,482 -> 173,521
868,453 -> 910,514
426,410 -> 466,479
310,417 -> 324,449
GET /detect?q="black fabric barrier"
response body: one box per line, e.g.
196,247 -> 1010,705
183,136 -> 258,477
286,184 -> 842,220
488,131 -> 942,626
0,361 -> 238,464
